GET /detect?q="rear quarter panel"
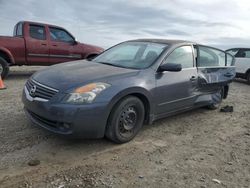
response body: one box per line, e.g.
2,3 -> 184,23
0,36 -> 26,65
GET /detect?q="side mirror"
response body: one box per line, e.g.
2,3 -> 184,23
72,40 -> 78,45
69,38 -> 78,45
158,63 -> 182,72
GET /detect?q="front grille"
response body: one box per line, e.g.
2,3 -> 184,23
26,109 -> 72,133
26,79 -> 58,100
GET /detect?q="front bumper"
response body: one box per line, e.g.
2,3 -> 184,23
22,88 -> 110,139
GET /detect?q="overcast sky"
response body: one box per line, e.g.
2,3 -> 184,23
0,0 -> 250,49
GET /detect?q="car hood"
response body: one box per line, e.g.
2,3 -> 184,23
32,60 -> 139,92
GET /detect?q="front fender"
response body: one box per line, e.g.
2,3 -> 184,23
105,87 -> 154,122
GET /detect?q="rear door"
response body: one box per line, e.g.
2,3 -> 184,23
48,27 -> 82,64
26,24 -> 49,65
195,45 -> 235,92
155,45 -> 198,115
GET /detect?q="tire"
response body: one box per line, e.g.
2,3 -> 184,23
246,72 -> 250,85
207,88 -> 224,110
0,57 -> 9,79
105,96 -> 145,144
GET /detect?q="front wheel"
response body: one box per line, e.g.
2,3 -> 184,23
0,57 -> 9,79
207,88 -> 224,110
105,96 -> 145,144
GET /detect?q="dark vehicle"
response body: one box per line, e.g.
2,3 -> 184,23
22,39 -> 235,143
0,21 -> 103,78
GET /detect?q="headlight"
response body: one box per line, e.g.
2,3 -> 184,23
64,82 -> 110,104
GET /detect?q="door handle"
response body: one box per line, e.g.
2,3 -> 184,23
41,43 -> 47,46
52,44 -> 57,47
190,76 -> 197,81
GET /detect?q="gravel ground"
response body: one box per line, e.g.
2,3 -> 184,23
0,66 -> 249,188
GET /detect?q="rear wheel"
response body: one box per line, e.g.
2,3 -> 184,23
207,88 -> 224,110
246,72 -> 250,84
0,57 -> 9,79
105,96 -> 145,144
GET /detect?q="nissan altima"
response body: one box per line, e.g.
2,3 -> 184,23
22,39 -> 235,143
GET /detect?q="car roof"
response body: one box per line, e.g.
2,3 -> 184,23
128,39 -> 230,52
20,21 -> 65,30
127,38 -> 195,45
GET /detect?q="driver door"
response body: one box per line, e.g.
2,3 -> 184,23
155,45 -> 198,115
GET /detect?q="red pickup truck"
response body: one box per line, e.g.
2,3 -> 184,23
0,21 -> 103,78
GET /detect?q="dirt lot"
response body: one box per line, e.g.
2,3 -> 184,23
0,66 -> 249,188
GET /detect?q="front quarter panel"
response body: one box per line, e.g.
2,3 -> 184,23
94,69 -> 156,119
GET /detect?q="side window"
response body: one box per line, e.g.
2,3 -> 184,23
14,23 -> 23,36
226,54 -> 234,66
16,23 -> 23,36
164,46 -> 194,68
29,25 -> 46,40
236,49 -> 250,58
235,49 -> 248,58
49,27 -> 74,43
198,46 -> 225,67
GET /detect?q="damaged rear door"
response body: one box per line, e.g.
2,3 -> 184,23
195,45 -> 235,92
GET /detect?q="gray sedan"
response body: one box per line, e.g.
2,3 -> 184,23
22,39 -> 235,143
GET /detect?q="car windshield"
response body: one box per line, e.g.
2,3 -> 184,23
93,42 -> 168,69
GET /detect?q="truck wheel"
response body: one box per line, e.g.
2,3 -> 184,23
0,57 -> 9,79
105,96 -> 145,144
207,88 -> 224,110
